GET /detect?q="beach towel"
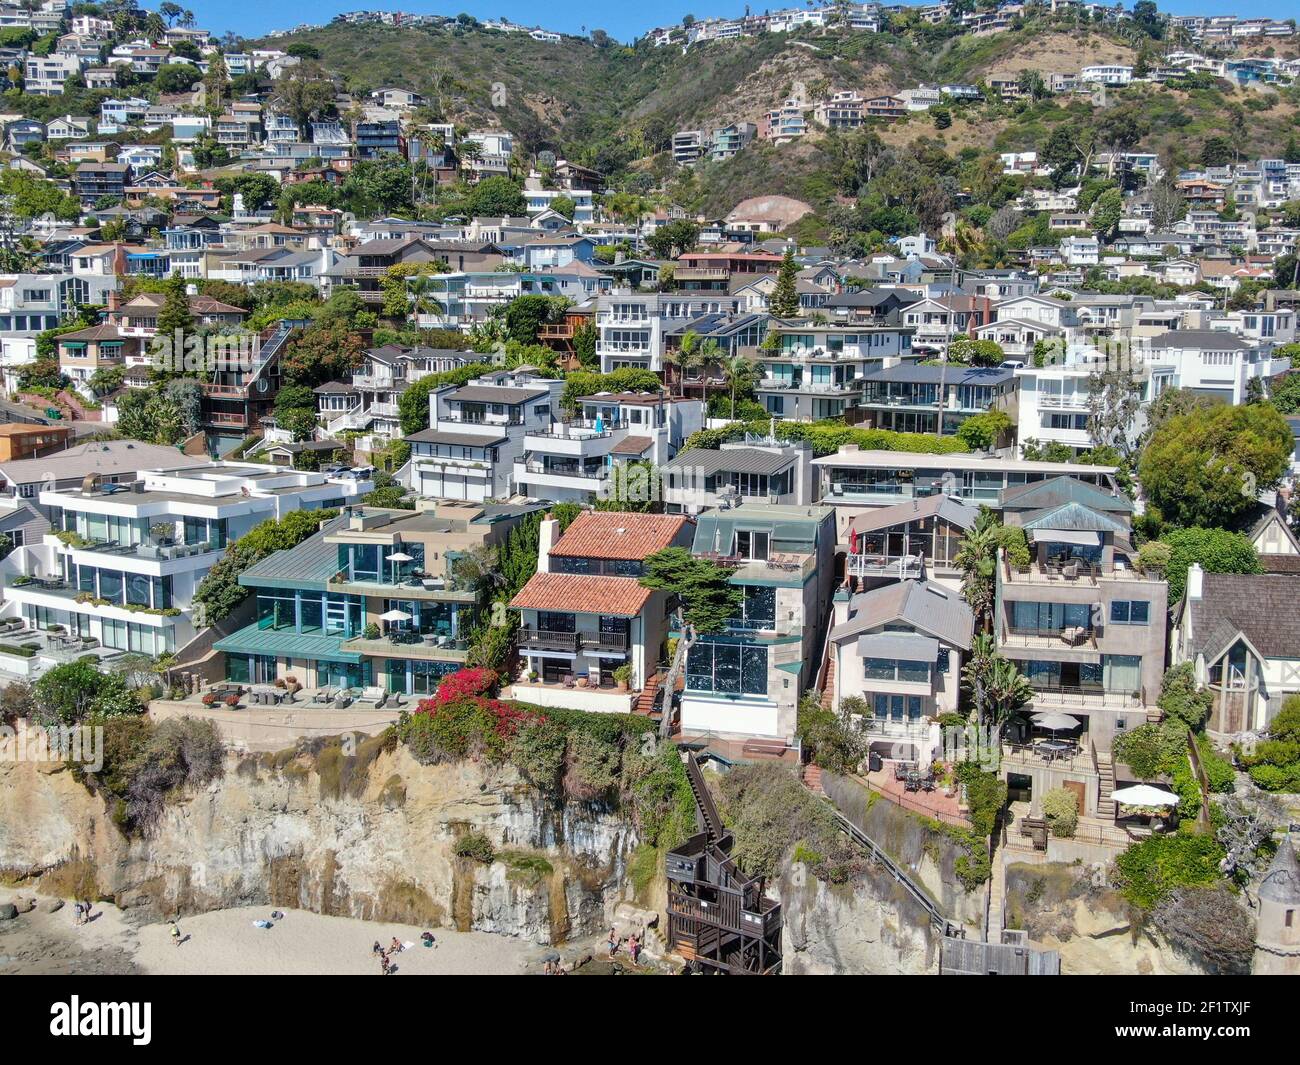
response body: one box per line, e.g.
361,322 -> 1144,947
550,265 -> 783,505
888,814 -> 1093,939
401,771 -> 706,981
252,919 -> 273,929
402,940 -> 415,950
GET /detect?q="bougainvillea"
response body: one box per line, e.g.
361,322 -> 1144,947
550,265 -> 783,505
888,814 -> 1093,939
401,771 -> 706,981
415,667 -> 500,710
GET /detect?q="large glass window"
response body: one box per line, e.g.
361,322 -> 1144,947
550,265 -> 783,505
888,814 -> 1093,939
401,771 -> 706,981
257,591 -> 297,631
686,640 -> 768,696
99,570 -> 123,604
863,657 -> 931,683
300,596 -> 323,634
122,572 -> 148,607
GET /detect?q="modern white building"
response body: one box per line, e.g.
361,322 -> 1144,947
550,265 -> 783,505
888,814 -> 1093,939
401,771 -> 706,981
408,370 -> 563,501
0,462 -> 370,664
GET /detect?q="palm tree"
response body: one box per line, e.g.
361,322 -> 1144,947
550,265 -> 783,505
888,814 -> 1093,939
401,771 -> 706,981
962,634 -> 1033,728
407,273 -> 445,337
663,329 -> 695,397
720,352 -> 759,419
953,509 -> 1000,631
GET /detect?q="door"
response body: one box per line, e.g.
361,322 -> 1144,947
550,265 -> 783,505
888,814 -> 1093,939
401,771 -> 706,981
1064,779 -> 1087,818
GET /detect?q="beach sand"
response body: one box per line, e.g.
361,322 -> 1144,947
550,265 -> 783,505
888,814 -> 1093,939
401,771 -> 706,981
0,889 -> 554,976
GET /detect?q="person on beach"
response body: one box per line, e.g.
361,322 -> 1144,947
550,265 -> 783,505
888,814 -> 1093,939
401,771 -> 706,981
389,937 -> 403,954
629,934 -> 640,966
73,902 -> 84,926
372,940 -> 383,956
421,931 -> 434,948
169,921 -> 181,947
380,951 -> 392,975
607,927 -> 618,957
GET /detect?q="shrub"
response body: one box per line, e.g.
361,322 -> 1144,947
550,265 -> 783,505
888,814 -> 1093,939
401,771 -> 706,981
955,761 -> 1007,837
86,716 -> 224,836
1113,721 -> 1184,779
1114,830 -> 1225,910
453,832 -> 496,863
1041,788 -> 1079,838
796,696 -> 866,775
563,729 -> 621,800
1157,663 -> 1213,730
1137,540 -> 1171,575
507,718 -> 567,793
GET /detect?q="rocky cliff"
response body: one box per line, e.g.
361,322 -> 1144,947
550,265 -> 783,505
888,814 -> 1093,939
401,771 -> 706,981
0,741 -> 638,944
1005,861 -> 1220,975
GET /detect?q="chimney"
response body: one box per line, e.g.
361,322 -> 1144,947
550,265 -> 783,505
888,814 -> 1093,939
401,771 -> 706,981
537,513 -> 560,573
833,586 -> 852,627
1187,562 -> 1204,602
106,290 -> 120,312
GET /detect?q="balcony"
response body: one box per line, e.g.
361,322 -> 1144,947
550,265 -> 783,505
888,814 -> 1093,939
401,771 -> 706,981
517,628 -> 581,654
342,632 -> 470,661
352,374 -> 403,390
1024,682 -> 1143,711
1001,623 -> 1099,651
847,553 -> 924,580
514,461 -> 609,489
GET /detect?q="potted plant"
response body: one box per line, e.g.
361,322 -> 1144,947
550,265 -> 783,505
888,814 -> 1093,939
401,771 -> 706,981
613,664 -> 632,692
363,622 -> 381,640
527,669 -> 539,683
284,675 -> 301,694
224,694 -> 239,708
201,693 -> 216,707
576,672 -> 589,688
274,677 -> 286,689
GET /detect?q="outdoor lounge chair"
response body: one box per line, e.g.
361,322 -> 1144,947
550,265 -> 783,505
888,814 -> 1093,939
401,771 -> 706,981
312,687 -> 335,705
358,686 -> 388,708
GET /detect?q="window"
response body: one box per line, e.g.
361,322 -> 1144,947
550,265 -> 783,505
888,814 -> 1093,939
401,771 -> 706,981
863,658 -> 931,684
686,640 -> 768,696
1109,600 -> 1150,625
873,694 -> 923,721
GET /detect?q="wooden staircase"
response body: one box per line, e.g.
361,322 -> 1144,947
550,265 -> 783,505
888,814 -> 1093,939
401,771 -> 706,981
1096,751 -> 1115,818
820,651 -> 835,709
803,764 -> 823,795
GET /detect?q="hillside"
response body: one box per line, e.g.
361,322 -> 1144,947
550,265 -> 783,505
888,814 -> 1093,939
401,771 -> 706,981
252,19 -> 1300,220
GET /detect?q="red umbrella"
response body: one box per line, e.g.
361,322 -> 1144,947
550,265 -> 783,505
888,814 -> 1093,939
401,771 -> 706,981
848,524 -> 858,554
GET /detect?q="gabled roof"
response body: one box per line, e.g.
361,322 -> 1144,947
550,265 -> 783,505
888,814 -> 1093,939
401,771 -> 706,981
1018,501 -> 1129,534
830,580 -> 974,651
511,572 -> 653,617
846,494 -> 978,535
1183,572 -> 1300,663
550,512 -> 690,561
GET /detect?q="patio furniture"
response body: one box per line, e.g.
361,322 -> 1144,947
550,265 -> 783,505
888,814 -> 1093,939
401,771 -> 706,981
358,686 -> 388,708
312,686 -> 336,705
333,691 -> 353,709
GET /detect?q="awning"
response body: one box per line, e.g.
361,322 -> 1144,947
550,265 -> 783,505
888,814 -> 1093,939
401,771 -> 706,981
855,632 -> 939,661
1028,529 -> 1100,546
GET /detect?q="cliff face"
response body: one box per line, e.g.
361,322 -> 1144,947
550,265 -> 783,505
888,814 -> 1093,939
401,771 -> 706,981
778,861 -> 941,975
1005,862 -> 1216,975
0,747 -> 637,944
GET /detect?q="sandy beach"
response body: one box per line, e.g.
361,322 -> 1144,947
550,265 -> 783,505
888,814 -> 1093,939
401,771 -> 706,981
0,889 -> 560,976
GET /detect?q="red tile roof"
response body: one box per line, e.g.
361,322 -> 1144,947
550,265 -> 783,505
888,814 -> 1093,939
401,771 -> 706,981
550,512 -> 689,560
510,572 -> 653,618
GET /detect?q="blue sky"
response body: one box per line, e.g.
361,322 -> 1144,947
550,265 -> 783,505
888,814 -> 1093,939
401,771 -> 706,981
190,2 -> 1292,44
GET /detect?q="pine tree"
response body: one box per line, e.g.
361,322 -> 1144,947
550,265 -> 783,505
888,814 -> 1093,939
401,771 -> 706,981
769,248 -> 800,319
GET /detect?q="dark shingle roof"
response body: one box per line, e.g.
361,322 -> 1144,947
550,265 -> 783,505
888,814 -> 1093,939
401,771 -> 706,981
1185,572 -> 1300,662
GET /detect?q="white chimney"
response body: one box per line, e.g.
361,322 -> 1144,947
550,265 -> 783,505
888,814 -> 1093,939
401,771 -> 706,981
1187,562 -> 1204,601
537,514 -> 559,573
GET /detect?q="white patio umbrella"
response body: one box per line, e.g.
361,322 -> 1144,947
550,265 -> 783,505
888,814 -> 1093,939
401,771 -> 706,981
1031,711 -> 1081,735
385,552 -> 413,562
1110,784 -> 1179,807
377,609 -> 412,623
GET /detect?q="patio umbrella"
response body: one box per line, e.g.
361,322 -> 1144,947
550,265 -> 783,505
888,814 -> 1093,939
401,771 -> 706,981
1110,784 -> 1179,807
1031,712 -> 1080,735
378,609 -> 412,623
848,524 -> 858,554
386,551 -> 413,562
